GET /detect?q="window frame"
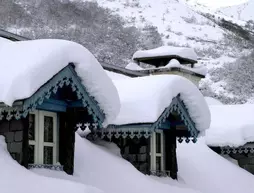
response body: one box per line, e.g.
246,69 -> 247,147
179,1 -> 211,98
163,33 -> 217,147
28,110 -> 58,165
150,131 -> 165,173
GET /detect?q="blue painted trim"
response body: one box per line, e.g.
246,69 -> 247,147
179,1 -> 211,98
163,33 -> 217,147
36,99 -> 67,112
68,100 -> 83,108
100,95 -> 199,142
0,65 -> 105,126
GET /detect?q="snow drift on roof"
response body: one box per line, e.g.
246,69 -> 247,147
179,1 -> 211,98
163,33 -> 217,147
206,104 -> 254,147
204,97 -> 223,105
110,75 -> 210,131
132,46 -> 197,62
0,39 -> 120,125
105,70 -> 130,80
125,62 -> 144,70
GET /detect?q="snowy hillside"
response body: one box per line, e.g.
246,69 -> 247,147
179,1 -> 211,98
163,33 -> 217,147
88,0 -> 253,104
87,0 -> 225,50
216,0 -> 254,21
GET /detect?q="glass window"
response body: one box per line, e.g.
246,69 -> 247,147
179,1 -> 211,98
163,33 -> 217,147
28,114 -> 35,140
156,133 -> 161,153
44,116 -> 53,142
156,156 -> 161,171
43,146 -> 53,164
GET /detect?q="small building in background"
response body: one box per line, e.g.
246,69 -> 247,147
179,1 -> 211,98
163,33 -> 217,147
128,46 -> 207,86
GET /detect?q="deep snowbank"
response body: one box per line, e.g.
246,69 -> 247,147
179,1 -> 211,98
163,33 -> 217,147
74,135 -> 199,193
177,139 -> 254,193
0,136 -> 100,193
33,134 -> 199,193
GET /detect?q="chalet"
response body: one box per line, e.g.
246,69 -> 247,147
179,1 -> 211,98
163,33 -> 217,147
0,39 -> 120,175
0,30 -> 211,180
206,104 -> 254,175
87,74 -> 211,179
128,46 -> 207,86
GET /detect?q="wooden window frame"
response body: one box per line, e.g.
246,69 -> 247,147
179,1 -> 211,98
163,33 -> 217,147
29,110 -> 58,165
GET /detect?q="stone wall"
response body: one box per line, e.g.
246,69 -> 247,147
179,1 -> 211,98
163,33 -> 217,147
238,155 -> 254,174
0,119 -> 24,164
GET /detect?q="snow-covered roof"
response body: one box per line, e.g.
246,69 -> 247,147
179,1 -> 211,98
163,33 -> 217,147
206,104 -> 254,147
0,39 -> 120,125
125,62 -> 144,70
132,46 -> 198,63
205,97 -> 223,105
110,75 -> 210,131
125,59 -> 207,77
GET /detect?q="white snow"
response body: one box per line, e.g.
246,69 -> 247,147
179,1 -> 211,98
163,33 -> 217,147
165,59 -> 207,76
205,104 -> 254,147
110,75 -> 210,131
0,37 -> 12,46
133,46 -> 198,62
216,0 -> 254,21
0,39 -> 120,126
125,62 -> 144,70
105,70 -> 131,80
0,135 -> 102,193
178,139 -> 254,193
31,134 -> 254,193
204,97 -> 223,105
32,134 -> 201,193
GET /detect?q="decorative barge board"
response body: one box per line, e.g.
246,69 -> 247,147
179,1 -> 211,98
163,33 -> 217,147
211,144 -> 254,174
0,39 -> 120,175
92,95 -> 200,179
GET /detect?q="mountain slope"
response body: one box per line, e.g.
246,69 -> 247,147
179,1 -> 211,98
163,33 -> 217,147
216,0 -> 254,21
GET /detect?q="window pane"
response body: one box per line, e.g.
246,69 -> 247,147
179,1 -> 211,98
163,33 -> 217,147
28,145 -> 35,164
156,133 -> 161,153
43,146 -> 53,164
44,116 -> 53,142
156,156 -> 161,171
29,114 -> 35,140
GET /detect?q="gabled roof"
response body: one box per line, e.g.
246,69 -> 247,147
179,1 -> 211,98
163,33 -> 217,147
109,75 -> 210,132
0,39 -> 120,126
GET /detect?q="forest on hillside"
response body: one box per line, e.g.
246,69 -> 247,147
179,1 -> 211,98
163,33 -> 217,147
0,0 -> 162,66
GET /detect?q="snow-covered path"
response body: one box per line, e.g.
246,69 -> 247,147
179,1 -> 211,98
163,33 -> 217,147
177,139 -> 254,193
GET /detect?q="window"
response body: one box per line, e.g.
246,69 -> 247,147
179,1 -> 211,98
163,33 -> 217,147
28,111 -> 58,165
150,131 -> 164,173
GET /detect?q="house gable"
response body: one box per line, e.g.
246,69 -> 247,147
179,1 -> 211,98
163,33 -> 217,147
93,95 -> 199,143
0,64 -> 105,126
